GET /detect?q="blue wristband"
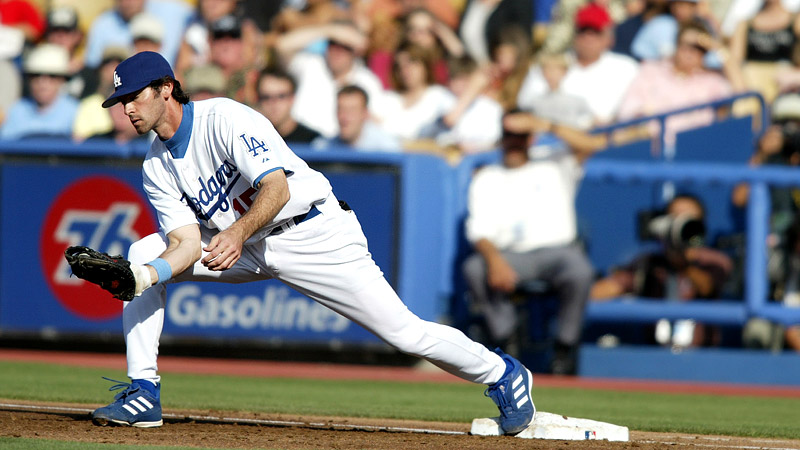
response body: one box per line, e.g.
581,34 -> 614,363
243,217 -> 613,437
148,258 -> 172,285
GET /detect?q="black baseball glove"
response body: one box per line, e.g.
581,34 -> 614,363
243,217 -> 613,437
64,246 -> 136,301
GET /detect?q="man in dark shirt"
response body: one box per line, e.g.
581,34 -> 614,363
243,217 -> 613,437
256,67 -> 321,144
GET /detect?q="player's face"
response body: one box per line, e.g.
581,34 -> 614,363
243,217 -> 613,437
120,86 -> 166,135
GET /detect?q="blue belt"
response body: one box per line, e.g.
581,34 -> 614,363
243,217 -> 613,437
269,205 -> 321,236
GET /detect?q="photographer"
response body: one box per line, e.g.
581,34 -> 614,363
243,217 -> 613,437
733,92 -> 800,352
590,194 -> 733,347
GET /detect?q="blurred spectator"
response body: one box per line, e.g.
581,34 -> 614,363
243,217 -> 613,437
0,44 -> 78,140
617,21 -> 737,150
176,0 -> 260,78
591,194 -> 733,348
275,22 -> 385,138
462,111 -> 602,375
368,8 -> 465,88
270,0 -> 349,35
83,0 -> 192,68
542,0 -> 628,54
86,101 -> 150,145
129,12 -> 164,55
435,56 -> 503,154
631,0 -> 720,62
0,0 -> 46,45
485,24 -> 535,111
73,46 -> 130,141
517,52 -> 594,129
720,0 -> 800,40
183,64 -> 227,100
256,67 -> 322,144
458,0 -> 533,65
0,0 -> 37,124
314,85 -> 401,152
436,23 -> 533,132
43,6 -> 84,75
380,42 -> 454,143
207,14 -> 259,105
727,0 -> 800,103
239,0 -> 282,34
613,0 -> 669,58
363,0 -> 461,31
518,2 -> 640,126
0,58 -> 20,125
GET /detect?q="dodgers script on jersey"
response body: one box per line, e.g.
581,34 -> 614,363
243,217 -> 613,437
142,98 -> 331,240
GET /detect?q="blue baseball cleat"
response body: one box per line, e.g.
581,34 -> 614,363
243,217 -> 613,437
92,377 -> 162,428
485,349 -> 536,435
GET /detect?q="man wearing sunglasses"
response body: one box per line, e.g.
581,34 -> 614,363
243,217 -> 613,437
256,68 -> 322,144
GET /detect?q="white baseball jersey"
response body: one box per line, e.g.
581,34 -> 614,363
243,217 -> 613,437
123,96 -> 508,397
142,98 -> 332,242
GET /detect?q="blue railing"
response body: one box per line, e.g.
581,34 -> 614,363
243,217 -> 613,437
582,160 -> 799,326
591,90 -> 768,158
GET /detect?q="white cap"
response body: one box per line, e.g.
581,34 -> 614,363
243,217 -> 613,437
129,13 -> 164,43
23,43 -> 70,76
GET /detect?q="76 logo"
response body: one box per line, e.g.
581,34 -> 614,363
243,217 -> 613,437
53,203 -> 141,283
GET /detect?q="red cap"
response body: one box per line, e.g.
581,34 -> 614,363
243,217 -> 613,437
575,2 -> 612,31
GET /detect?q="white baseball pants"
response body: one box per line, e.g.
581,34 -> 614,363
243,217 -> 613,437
124,193 -> 506,385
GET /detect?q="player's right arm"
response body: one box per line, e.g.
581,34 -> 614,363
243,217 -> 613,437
200,169 -> 290,271
145,223 -> 203,284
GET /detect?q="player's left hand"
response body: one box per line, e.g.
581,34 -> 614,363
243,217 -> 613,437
201,229 -> 245,271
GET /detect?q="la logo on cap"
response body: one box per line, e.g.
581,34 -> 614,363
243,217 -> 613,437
113,71 -> 122,88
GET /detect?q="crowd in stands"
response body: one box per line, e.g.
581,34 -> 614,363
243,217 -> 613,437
2,0 -> 800,354
2,0 -> 798,152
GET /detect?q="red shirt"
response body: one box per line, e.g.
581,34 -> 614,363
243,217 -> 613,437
0,0 -> 46,41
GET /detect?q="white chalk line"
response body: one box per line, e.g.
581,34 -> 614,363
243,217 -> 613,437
0,402 -> 466,436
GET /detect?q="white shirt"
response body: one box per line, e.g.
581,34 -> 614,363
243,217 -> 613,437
380,85 -> 455,141
517,52 -> 639,125
142,98 -> 331,242
289,52 -> 385,138
465,149 -> 582,253
437,95 -> 502,153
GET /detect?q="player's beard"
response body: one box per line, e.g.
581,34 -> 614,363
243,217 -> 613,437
129,97 -> 166,135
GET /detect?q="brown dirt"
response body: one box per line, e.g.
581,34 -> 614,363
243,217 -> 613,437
2,401 -> 800,450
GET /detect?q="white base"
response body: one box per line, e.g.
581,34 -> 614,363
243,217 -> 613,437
471,411 -> 629,441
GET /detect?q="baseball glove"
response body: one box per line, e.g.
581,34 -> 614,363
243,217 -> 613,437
64,246 -> 136,301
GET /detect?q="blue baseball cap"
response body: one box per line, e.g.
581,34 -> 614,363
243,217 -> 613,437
102,51 -> 174,108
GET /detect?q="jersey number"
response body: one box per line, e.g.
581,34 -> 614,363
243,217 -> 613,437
232,187 -> 257,216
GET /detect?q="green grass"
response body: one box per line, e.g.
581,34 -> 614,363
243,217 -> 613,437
0,360 -> 798,440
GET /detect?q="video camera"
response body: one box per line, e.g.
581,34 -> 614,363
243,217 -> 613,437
638,211 -> 706,249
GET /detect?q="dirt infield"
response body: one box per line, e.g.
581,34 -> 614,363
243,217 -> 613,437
2,401 -> 800,450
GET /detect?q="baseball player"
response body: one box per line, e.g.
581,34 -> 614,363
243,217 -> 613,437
74,51 -> 536,435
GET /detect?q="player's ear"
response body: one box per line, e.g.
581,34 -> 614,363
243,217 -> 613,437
161,81 -> 174,100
